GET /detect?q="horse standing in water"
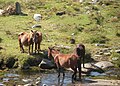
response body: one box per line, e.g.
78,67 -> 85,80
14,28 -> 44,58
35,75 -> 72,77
18,30 -> 35,54
32,30 -> 42,54
48,47 -> 79,82
74,44 -> 85,81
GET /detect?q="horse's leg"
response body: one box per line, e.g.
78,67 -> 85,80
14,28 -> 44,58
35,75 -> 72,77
31,43 -> 34,54
28,45 -> 30,55
83,46 -> 85,68
58,67 -> 60,78
35,43 -> 37,54
55,56 -> 61,78
37,43 -> 40,53
19,39 -> 24,53
78,58 -> 82,81
21,45 -> 24,53
83,53 -> 85,68
63,70 -> 65,78
72,68 -> 77,80
61,68 -> 65,78
83,56 -> 85,68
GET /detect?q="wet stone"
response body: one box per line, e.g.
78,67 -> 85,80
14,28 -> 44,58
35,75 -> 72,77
3,78 -> 9,82
22,79 -> 32,83
0,83 -> 4,86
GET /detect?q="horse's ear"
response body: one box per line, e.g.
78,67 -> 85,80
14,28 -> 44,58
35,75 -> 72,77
52,45 -> 56,49
31,30 -> 33,33
48,47 -> 51,49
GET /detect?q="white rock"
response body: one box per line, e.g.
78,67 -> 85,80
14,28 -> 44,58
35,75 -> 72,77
0,9 -> 4,15
33,14 -> 42,22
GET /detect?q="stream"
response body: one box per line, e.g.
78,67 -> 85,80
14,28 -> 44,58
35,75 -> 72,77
0,69 -> 80,86
0,68 -> 120,86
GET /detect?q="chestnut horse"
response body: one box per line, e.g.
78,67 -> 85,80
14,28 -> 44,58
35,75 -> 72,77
18,30 -> 35,54
48,47 -> 79,82
32,30 -> 42,54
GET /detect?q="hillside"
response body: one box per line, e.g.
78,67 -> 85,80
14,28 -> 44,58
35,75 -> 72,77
0,0 -> 120,69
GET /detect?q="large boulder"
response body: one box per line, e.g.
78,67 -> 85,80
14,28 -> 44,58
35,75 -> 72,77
39,59 -> 56,69
94,61 -> 114,69
67,62 -> 104,75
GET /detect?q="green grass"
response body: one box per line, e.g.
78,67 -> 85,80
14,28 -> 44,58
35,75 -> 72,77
0,0 -> 120,68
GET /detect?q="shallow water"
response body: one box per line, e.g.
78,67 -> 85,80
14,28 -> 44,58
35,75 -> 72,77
0,68 -> 120,86
0,69 -> 79,86
40,72 -> 73,86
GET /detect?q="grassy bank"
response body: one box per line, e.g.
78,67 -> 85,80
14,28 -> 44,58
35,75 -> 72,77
0,0 -> 120,69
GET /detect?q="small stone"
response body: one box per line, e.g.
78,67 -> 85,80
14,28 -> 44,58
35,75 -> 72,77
104,52 -> 111,56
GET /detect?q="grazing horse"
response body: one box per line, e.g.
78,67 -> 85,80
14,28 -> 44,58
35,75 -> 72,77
18,30 -> 35,54
32,30 -> 42,54
48,47 -> 79,82
74,44 -> 85,81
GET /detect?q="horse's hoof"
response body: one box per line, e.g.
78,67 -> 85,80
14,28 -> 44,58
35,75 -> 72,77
78,78 -> 82,82
72,80 -> 75,83
27,53 -> 31,55
21,51 -> 24,53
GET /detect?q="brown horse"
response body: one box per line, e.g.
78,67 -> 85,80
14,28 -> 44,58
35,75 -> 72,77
18,30 -> 36,54
32,30 -> 42,54
74,44 -> 85,80
48,47 -> 79,82
75,44 -> 85,67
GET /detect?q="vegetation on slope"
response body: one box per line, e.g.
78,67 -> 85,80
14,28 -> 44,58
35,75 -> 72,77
0,0 -> 120,69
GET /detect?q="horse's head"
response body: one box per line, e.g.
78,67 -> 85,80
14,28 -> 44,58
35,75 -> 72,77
75,44 -> 85,57
48,47 -> 60,59
30,30 -> 42,44
48,47 -> 52,59
30,30 -> 37,42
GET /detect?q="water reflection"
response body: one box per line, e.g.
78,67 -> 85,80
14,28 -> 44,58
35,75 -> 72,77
1,68 -> 120,86
40,72 -> 75,86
